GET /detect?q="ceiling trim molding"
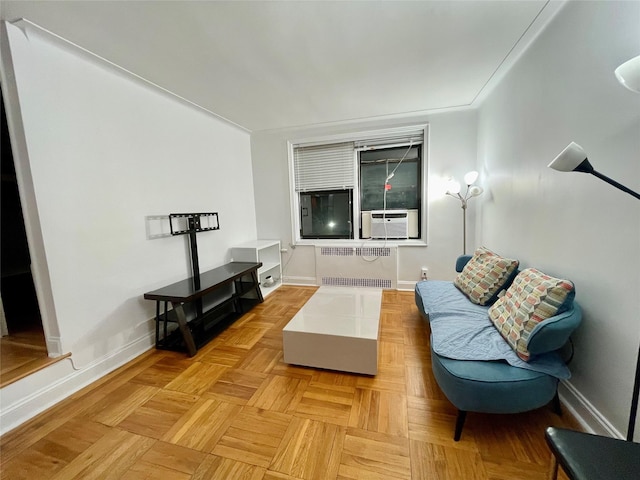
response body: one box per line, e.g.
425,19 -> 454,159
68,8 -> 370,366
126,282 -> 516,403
470,0 -> 568,107
5,18 -> 251,134
252,103 -> 475,136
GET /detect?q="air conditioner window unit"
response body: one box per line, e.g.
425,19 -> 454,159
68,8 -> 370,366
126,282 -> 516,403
370,210 -> 409,239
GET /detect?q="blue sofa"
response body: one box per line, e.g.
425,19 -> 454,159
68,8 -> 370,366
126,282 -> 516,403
415,254 -> 582,441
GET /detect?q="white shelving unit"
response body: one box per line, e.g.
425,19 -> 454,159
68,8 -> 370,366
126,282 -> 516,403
231,240 -> 282,297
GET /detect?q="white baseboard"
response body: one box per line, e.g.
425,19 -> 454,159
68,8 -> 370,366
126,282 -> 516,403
0,333 -> 155,436
559,380 -> 623,439
397,280 -> 418,291
282,276 -> 317,286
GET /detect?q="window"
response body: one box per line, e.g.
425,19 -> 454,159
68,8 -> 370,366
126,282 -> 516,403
360,148 -> 420,211
300,190 -> 353,239
290,125 -> 427,242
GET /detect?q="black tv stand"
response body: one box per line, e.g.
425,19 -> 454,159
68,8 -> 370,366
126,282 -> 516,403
144,261 -> 263,356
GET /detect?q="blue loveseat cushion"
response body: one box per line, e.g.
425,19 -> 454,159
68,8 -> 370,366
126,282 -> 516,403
431,353 -> 558,413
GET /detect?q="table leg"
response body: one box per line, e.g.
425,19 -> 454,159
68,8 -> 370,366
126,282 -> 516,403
252,270 -> 264,303
163,301 -> 168,341
171,302 -> 197,357
154,301 -> 160,348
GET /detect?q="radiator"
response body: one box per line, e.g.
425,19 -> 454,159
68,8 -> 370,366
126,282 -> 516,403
315,246 -> 397,289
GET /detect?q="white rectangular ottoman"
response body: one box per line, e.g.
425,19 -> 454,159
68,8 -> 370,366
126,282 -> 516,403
282,287 -> 382,375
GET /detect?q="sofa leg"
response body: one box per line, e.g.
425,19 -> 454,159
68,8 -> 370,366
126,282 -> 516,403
454,410 -> 467,441
547,454 -> 559,480
552,392 -> 562,416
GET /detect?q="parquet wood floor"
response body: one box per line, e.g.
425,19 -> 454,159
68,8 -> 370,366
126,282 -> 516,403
0,286 -> 575,479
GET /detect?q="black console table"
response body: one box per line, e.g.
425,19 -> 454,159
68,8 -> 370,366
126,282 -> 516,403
144,262 -> 263,356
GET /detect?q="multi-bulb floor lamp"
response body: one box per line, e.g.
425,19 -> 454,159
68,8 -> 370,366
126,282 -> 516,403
446,171 -> 483,255
544,54 -> 640,480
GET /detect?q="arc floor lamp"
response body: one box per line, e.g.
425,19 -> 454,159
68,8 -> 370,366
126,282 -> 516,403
544,53 -> 640,480
548,140 -> 640,443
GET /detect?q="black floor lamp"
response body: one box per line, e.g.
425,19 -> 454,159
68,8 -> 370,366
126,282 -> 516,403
548,54 -> 640,448
545,142 -> 640,479
543,53 -> 640,480
548,141 -> 640,442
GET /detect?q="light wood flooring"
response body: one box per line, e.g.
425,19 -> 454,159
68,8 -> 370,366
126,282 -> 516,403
0,286 -> 575,479
0,324 -> 67,388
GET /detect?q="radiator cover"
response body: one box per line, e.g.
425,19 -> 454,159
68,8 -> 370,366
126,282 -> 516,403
315,246 -> 397,289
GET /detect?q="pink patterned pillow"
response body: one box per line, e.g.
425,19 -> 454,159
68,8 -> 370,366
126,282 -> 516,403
453,247 -> 519,306
488,268 -> 575,361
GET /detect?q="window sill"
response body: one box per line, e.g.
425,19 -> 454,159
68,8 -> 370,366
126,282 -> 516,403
294,239 -> 428,248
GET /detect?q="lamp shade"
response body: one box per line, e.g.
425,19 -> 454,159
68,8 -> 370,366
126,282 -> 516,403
548,142 -> 590,172
464,171 -> 479,185
447,179 -> 461,195
469,185 -> 483,197
615,55 -> 640,94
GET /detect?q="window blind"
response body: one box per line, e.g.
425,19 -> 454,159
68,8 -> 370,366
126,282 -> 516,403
293,142 -> 355,192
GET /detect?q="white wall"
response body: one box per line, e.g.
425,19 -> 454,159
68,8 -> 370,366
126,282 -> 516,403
250,110 -> 479,288
0,22 -> 257,433
477,1 -> 640,439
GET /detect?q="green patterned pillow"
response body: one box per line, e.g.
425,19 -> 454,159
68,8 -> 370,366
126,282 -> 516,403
453,247 -> 519,306
488,268 -> 575,361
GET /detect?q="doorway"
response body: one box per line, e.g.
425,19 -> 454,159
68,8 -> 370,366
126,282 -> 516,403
1,86 -> 49,387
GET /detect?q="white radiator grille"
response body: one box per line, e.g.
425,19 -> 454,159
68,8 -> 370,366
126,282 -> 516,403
322,277 -> 392,288
315,246 -> 397,289
319,246 -> 392,257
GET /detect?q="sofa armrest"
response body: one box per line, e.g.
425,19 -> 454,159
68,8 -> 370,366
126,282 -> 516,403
527,301 -> 582,355
455,255 -> 473,272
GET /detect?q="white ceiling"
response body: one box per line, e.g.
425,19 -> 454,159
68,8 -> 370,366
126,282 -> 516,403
1,1 -> 563,132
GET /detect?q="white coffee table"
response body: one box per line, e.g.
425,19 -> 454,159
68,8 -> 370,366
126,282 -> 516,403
282,286 -> 382,375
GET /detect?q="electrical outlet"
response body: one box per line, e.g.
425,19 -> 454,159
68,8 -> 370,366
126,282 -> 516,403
421,267 -> 428,280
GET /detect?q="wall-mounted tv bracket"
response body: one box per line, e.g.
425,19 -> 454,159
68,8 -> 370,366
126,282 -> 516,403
169,212 -> 219,292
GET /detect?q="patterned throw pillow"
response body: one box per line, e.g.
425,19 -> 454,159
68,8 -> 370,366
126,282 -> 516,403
488,268 -> 575,361
453,247 -> 519,306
